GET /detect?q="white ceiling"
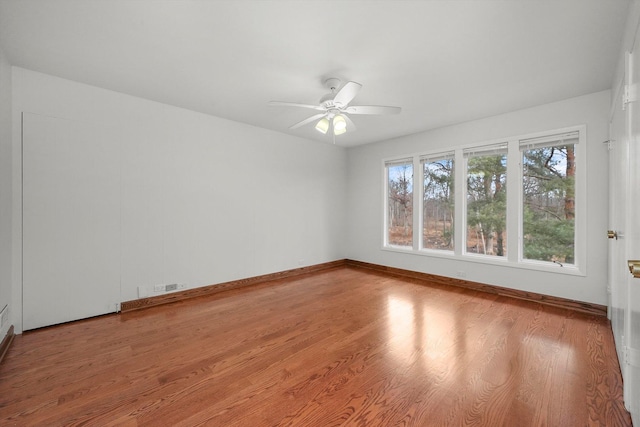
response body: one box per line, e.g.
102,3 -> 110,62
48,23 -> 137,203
0,0 -> 630,147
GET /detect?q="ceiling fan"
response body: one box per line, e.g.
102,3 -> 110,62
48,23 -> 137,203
269,78 -> 401,136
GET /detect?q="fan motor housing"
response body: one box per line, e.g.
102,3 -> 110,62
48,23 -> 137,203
324,77 -> 341,91
319,77 -> 342,104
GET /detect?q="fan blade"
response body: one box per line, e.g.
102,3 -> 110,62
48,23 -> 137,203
289,113 -> 327,130
269,101 -> 325,111
346,105 -> 401,115
344,114 -> 357,131
333,81 -> 362,106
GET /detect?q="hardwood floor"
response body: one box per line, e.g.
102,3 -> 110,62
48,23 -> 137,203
0,267 -> 631,426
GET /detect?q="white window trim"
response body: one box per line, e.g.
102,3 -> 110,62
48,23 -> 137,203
516,126 -> 586,274
463,141 -> 509,259
382,157 -> 415,250
382,125 -> 586,277
419,151 -> 455,253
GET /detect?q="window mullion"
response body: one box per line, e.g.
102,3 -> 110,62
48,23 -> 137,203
413,156 -> 421,251
383,163 -> 390,247
454,149 -> 465,256
574,134 -> 586,272
506,139 -> 521,263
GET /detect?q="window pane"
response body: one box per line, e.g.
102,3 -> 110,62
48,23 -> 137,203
422,157 -> 454,250
387,162 -> 413,247
466,153 -> 507,256
522,144 -> 575,264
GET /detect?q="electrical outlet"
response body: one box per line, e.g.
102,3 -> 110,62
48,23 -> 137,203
154,284 -> 165,292
456,271 -> 466,278
166,283 -> 178,291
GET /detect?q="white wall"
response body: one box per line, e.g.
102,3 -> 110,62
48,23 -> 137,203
12,68 -> 347,333
346,90 -> 611,305
0,43 -> 12,338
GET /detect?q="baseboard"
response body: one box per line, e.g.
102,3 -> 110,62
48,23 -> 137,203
121,259 -> 347,313
121,258 -> 606,317
0,325 -> 15,365
345,259 -> 607,317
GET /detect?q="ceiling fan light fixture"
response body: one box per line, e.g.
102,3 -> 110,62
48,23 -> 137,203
269,78 -> 401,138
315,117 -> 329,134
333,114 -> 347,135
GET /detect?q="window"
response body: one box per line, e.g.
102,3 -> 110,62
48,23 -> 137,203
421,153 -> 454,251
521,132 -> 577,265
464,144 -> 507,257
385,159 -> 413,248
382,126 -> 584,274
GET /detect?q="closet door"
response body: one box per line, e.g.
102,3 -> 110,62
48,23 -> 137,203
22,113 -> 121,330
626,45 -> 640,425
608,80 -> 628,389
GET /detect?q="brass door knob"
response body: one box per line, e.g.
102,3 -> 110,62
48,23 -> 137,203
628,260 -> 640,278
608,230 -> 618,240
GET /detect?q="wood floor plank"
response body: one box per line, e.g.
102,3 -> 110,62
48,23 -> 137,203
0,267 -> 631,426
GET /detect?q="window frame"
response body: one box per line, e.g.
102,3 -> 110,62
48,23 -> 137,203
463,142 -> 509,259
381,125 -> 586,276
419,151 -> 456,255
516,129 -> 585,272
383,157 -> 415,251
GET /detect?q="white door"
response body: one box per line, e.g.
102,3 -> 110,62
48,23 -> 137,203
609,80 -> 628,389
22,113 -> 121,330
626,45 -> 640,425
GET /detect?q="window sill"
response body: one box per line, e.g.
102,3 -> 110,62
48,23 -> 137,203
381,245 -> 585,277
